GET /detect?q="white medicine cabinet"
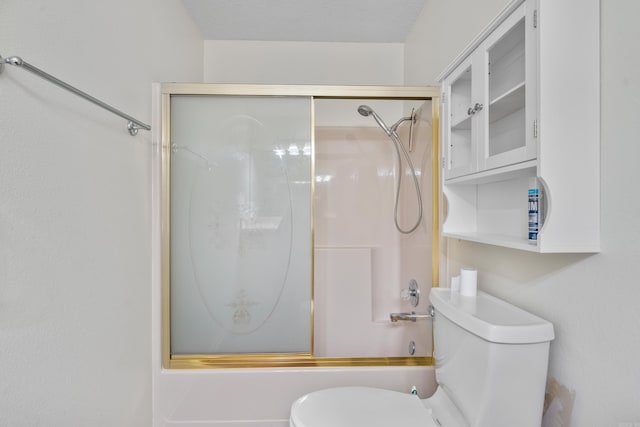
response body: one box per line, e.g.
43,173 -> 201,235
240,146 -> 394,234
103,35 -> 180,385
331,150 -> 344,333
439,0 -> 600,253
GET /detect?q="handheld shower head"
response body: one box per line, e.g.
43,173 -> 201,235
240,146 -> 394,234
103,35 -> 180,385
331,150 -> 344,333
357,105 -> 373,117
357,104 -> 392,136
355,104 -> 423,234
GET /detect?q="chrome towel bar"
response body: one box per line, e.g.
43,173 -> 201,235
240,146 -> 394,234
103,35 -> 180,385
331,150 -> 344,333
1,54 -> 150,136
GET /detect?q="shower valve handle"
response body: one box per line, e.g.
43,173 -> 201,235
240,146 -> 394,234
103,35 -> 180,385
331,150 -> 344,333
400,279 -> 420,307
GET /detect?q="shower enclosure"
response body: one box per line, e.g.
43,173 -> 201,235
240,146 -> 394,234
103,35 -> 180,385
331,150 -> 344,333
155,84 -> 440,368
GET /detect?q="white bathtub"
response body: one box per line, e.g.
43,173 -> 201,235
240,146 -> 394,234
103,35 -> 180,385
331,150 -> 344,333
153,366 -> 436,427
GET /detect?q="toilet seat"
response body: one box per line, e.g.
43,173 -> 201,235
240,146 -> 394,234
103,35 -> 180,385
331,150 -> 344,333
289,386 -> 436,427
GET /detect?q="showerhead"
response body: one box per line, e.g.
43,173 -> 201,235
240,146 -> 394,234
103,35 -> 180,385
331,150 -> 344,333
357,105 -> 374,117
357,105 -> 392,136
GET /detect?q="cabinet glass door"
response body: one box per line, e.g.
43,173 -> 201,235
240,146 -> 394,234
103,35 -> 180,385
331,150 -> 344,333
482,2 -> 535,170
443,56 -> 475,179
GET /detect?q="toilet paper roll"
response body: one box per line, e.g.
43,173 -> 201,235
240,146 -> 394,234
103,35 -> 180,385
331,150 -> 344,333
451,275 -> 460,292
460,267 -> 477,297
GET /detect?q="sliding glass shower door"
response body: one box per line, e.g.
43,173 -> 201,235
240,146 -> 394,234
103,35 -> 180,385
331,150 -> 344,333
158,84 -> 439,368
168,95 -> 312,355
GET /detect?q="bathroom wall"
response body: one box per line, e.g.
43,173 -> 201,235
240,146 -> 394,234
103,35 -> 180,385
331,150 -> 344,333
203,41 -> 404,85
0,0 -> 202,425
406,0 -> 640,425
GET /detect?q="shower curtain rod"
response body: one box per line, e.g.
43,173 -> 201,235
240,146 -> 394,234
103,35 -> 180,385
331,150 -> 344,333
0,55 -> 150,136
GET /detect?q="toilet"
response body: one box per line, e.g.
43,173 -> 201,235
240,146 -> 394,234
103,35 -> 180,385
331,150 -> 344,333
290,288 -> 555,427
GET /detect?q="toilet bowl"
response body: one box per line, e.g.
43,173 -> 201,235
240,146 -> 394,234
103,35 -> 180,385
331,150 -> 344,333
289,288 -> 555,427
289,385 -> 472,427
289,386 -> 435,427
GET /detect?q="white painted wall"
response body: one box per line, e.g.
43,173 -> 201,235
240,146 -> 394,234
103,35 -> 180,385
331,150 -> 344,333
404,0 -> 509,84
406,0 -> 640,425
0,0 -> 202,425
204,41 -> 404,85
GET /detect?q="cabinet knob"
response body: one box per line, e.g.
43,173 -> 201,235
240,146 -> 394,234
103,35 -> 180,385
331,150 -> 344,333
467,103 -> 484,115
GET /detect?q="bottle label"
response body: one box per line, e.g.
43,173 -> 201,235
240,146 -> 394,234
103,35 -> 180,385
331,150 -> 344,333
528,189 -> 539,242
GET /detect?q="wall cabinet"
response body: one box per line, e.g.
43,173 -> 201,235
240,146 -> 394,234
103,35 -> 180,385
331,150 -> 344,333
439,0 -> 600,253
442,2 -> 535,180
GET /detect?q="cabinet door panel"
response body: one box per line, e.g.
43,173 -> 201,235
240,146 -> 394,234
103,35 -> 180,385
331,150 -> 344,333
482,2 -> 536,171
442,56 -> 476,179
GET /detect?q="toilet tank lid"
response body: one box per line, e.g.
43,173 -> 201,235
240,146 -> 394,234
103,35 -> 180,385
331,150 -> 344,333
429,289 -> 555,344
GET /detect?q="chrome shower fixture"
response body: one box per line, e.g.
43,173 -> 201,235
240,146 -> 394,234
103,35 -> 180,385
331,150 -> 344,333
358,105 -> 416,134
356,104 -> 423,235
390,110 -> 417,133
358,104 -> 417,149
357,105 -> 392,136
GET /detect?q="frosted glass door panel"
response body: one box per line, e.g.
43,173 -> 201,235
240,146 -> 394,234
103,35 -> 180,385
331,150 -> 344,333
169,95 -> 312,355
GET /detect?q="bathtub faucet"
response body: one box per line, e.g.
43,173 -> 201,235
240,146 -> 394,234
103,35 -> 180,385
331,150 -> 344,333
389,306 -> 435,322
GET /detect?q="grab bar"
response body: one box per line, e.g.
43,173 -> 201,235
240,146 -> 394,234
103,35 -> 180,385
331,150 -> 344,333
390,306 -> 435,322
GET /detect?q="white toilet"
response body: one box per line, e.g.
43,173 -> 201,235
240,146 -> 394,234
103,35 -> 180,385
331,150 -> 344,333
290,288 -> 554,427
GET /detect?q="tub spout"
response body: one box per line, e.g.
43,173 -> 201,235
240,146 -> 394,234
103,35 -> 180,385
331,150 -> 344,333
390,307 -> 435,322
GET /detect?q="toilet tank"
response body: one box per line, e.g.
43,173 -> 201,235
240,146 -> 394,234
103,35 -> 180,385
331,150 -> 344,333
429,288 -> 554,427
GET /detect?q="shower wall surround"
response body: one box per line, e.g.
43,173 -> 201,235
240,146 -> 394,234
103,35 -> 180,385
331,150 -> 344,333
313,99 -> 434,358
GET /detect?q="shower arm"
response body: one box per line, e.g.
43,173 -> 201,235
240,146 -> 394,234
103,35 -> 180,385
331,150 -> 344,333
389,108 -> 416,152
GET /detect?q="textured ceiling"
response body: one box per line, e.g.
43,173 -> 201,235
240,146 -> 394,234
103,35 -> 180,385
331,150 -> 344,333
181,0 -> 428,43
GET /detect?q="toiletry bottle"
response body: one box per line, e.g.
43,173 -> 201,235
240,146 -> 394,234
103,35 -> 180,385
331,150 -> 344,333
528,177 -> 540,244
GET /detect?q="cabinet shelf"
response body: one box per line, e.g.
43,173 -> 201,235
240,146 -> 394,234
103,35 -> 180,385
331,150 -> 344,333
441,230 -> 601,254
442,231 -> 540,252
489,82 -> 525,123
445,159 -> 535,185
451,114 -> 471,130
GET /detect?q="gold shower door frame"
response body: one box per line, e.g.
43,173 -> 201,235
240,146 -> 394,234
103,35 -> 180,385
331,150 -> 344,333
159,83 -> 441,369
